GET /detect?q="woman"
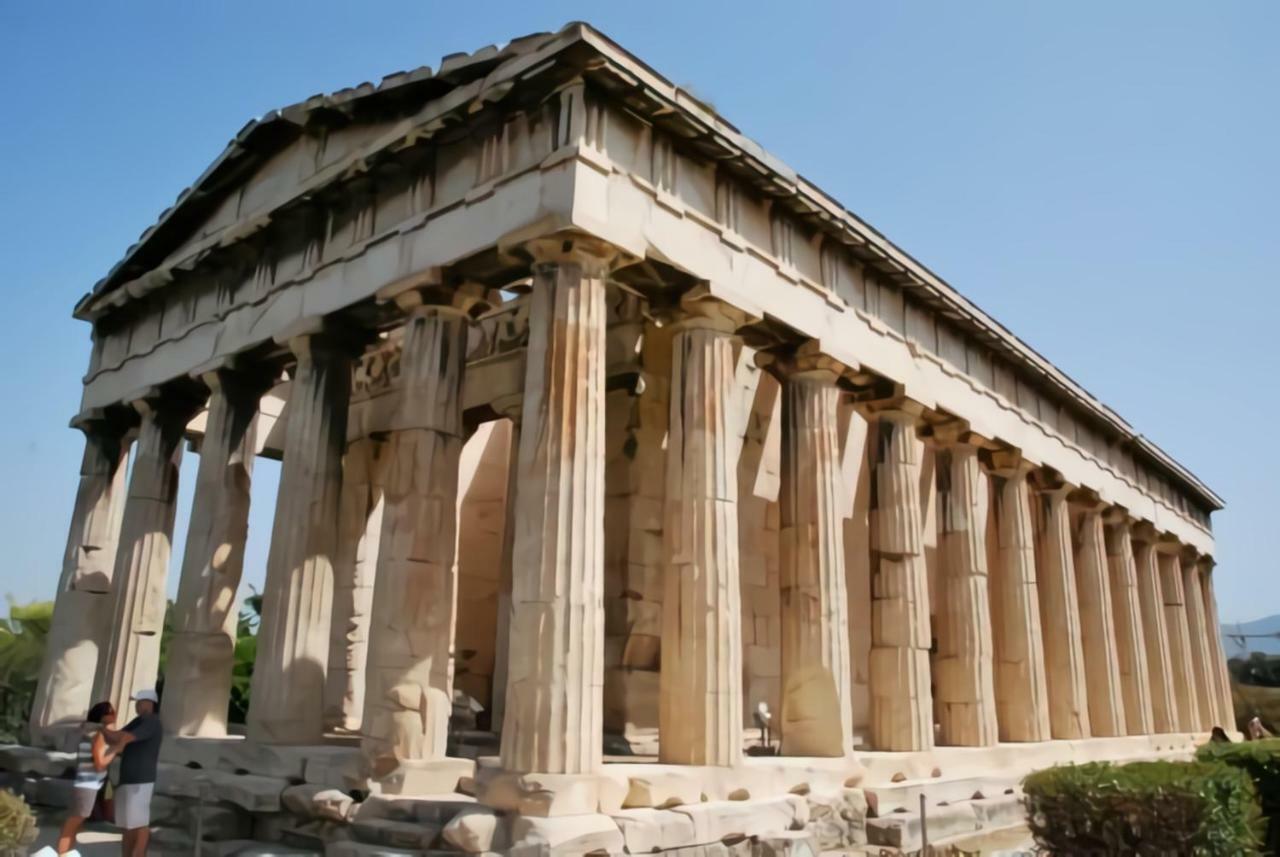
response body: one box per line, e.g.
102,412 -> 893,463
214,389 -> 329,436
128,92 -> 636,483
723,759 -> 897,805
55,701 -> 117,855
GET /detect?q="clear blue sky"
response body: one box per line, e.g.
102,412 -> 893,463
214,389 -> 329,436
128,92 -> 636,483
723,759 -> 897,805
1,2 -> 1275,623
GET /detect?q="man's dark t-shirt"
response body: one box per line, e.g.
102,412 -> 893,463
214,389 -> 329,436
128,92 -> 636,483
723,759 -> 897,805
119,714 -> 162,785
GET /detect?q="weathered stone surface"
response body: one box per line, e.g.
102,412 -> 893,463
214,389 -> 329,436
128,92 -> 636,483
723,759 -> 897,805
1032,483 -> 1090,740
610,807 -> 697,852
357,793 -> 477,826
375,757 -> 474,796
803,788 -> 868,850
363,300 -> 471,780
0,745 -> 76,778
866,804 -> 978,850
933,439 -> 998,748
441,806 -> 509,853
988,455 -> 1050,743
351,817 -> 441,850
867,406 -> 933,752
498,245 -> 609,775
325,842 -> 419,857
777,350 -> 852,758
1132,529 -> 1178,734
507,813 -> 623,857
1072,505 -> 1127,737
156,763 -> 289,812
661,290 -> 748,767
1105,515 -> 1154,735
1181,556 -> 1218,730
282,784 -> 357,823
753,831 -> 819,857
672,795 -> 809,845
479,770 -> 601,817
95,395 -> 199,716
325,435 -> 387,733
1158,546 -> 1201,732
1200,564 -> 1236,728
623,770 -> 703,809
165,368 -> 271,737
249,333 -> 355,744
30,421 -> 130,742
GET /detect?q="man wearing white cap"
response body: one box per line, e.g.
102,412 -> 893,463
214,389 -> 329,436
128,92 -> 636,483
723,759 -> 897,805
104,689 -> 163,856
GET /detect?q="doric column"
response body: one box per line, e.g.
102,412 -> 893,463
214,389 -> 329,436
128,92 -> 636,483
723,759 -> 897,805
1031,475 -> 1090,739
30,416 -> 132,742
498,237 -> 612,775
1132,524 -> 1177,733
930,425 -> 997,747
361,288 -> 479,782
987,451 -> 1050,742
1181,552 -> 1218,730
248,329 -> 356,744
1104,511 -> 1153,735
488,405 -> 521,734
1069,499 -> 1126,737
1156,539 -> 1200,732
163,367 -> 272,737
866,401 -> 933,751
323,435 -> 387,733
94,392 -> 200,718
659,287 -> 749,766
1200,561 -> 1236,728
771,342 -> 852,757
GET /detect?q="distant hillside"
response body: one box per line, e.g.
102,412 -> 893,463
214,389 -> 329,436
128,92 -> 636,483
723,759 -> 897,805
1223,614 -> 1280,659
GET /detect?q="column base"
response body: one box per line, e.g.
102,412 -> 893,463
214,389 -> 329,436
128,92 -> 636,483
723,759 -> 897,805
374,757 -> 476,796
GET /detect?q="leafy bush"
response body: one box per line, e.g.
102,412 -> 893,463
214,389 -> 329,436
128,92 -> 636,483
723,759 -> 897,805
1023,760 -> 1262,856
1198,738 -> 1280,853
0,789 -> 37,849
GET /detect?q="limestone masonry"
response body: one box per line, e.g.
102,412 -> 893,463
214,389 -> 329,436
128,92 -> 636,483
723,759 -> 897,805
22,22 -> 1230,855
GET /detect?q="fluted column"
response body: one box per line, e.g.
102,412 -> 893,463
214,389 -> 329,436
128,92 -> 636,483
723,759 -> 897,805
867,403 -> 933,751
987,452 -> 1050,742
323,435 -> 387,732
362,292 -> 477,779
163,367 -> 272,737
30,417 -> 132,742
931,427 -> 997,747
1070,500 -> 1126,737
1200,561 -> 1236,728
659,288 -> 748,766
1032,477 -> 1090,739
94,393 -> 200,718
499,238 -> 611,775
489,405 -> 521,733
1104,512 -> 1153,735
774,343 -> 851,757
1157,541 -> 1200,732
248,330 -> 356,744
1181,553 -> 1217,730
1132,525 -> 1177,733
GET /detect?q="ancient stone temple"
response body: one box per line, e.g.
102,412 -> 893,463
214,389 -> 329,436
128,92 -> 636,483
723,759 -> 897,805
23,22 -> 1232,855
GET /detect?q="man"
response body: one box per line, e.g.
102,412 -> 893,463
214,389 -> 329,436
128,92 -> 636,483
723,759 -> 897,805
105,689 -> 162,857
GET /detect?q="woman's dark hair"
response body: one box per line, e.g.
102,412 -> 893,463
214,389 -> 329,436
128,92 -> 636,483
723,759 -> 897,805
87,701 -> 114,724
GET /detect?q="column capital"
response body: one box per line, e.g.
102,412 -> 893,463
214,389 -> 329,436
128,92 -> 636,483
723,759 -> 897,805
274,317 -> 372,359
859,395 -> 927,427
757,340 -> 856,385
126,385 -> 204,426
69,406 -> 138,440
391,280 -> 491,320
1029,467 -> 1074,497
662,284 -> 758,335
1130,520 -> 1159,546
492,393 -> 524,424
924,417 -> 995,450
523,232 -> 627,275
1102,504 -> 1132,527
1068,486 -> 1105,512
1154,532 -> 1184,556
983,446 -> 1034,479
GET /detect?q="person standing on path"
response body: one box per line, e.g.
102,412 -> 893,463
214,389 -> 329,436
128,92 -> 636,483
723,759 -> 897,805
104,689 -> 162,857
55,700 -> 118,854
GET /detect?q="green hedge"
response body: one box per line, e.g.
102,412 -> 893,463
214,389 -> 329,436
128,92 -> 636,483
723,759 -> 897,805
1198,738 -> 1280,853
1023,760 -> 1262,855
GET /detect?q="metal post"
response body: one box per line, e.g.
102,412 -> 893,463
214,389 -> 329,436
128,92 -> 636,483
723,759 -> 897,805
920,793 -> 929,854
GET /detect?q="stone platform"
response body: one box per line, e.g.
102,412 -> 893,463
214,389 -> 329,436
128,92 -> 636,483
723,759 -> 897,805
0,732 -> 1209,855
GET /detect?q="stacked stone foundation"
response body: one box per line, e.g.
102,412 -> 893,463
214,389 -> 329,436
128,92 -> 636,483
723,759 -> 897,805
0,731 -> 1212,855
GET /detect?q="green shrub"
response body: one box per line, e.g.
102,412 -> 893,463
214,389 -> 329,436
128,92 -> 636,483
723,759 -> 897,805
0,789 -> 36,850
1023,760 -> 1262,856
1198,738 -> 1280,853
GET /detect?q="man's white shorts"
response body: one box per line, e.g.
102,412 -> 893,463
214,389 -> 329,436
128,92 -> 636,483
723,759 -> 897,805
115,782 -> 154,830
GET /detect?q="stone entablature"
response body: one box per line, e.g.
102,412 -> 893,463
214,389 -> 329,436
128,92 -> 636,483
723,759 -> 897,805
73,25 -> 1215,552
